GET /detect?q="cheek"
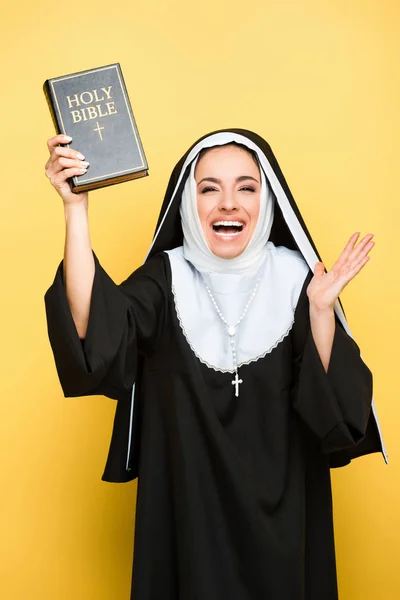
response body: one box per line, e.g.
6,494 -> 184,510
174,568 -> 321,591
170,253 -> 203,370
253,205 -> 261,223
196,198 -> 214,230
246,200 -> 261,230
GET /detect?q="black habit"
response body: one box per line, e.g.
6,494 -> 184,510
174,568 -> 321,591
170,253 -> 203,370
44,129 -> 387,600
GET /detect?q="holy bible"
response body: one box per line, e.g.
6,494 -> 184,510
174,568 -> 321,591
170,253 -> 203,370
44,63 -> 148,193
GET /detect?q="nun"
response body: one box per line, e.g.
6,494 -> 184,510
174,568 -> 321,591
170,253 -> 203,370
44,128 -> 388,600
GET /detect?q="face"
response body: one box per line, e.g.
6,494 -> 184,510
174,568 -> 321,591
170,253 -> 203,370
195,145 -> 261,259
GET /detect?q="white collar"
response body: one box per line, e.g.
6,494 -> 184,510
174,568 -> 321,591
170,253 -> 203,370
166,243 -> 309,372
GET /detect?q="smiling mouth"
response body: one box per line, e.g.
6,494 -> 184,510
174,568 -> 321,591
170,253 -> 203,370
212,221 -> 245,237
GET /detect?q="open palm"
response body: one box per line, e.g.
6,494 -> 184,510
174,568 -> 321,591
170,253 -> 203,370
307,232 -> 375,312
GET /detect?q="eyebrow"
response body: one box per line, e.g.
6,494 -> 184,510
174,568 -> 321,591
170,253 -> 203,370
197,175 -> 260,186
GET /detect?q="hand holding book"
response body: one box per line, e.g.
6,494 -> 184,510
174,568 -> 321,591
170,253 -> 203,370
45,134 -> 89,205
44,132 -> 96,340
44,63 -> 148,193
43,64 -> 148,339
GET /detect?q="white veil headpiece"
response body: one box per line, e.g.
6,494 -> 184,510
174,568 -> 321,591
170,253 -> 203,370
124,132 -> 387,472
167,143 -> 310,379
179,152 -> 275,275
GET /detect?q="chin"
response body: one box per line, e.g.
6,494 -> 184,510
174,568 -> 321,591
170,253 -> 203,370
206,222 -> 252,260
209,242 -> 247,259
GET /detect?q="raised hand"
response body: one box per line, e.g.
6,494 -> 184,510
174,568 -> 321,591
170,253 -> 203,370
45,134 -> 89,205
307,232 -> 375,312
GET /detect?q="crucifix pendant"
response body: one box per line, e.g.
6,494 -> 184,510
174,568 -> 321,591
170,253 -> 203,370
232,371 -> 243,397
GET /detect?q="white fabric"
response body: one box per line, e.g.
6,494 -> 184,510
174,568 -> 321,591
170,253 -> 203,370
141,131 -> 387,464
147,132 -> 321,275
166,243 -> 309,372
179,154 -> 275,275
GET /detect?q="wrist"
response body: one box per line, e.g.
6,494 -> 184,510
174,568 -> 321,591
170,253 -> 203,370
309,302 -> 335,318
64,200 -> 88,221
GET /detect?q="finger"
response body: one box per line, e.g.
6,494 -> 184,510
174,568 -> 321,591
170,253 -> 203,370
313,261 -> 325,277
45,146 -> 86,172
52,145 -> 86,161
347,234 -> 374,264
346,255 -> 370,280
47,134 -> 72,151
334,242 -> 373,285
49,166 -> 88,187
349,240 -> 375,270
46,156 -> 89,178
335,232 -> 374,271
334,232 -> 361,269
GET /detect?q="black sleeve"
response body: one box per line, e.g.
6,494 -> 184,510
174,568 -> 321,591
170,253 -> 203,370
291,273 -> 373,455
44,251 -> 168,401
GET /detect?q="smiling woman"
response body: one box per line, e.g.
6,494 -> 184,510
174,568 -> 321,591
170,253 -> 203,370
195,144 -> 262,258
44,128 -> 387,600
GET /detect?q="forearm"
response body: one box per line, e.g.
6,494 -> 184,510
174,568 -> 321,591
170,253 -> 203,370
309,304 -> 335,372
63,202 -> 95,339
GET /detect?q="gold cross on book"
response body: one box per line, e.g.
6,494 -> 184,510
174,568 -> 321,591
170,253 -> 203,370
93,121 -> 104,140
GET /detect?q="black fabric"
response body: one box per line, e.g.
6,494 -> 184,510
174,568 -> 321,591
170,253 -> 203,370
148,128 -> 348,316
45,252 -> 169,481
143,127 -> 386,464
45,251 -> 377,599
44,127 -> 384,599
149,129 -> 318,257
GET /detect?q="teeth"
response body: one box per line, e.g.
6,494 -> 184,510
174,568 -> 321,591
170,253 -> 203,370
213,221 -> 244,227
214,230 -> 242,237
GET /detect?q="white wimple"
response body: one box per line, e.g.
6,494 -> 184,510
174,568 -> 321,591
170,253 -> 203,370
123,132 -> 388,471
166,243 -> 309,372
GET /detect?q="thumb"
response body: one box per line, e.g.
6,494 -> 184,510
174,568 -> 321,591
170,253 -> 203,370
313,261 -> 325,277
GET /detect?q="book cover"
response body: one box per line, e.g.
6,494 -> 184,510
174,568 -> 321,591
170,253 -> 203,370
44,63 -> 148,193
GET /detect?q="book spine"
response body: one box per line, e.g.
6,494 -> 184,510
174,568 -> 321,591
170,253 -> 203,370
43,80 -> 65,136
116,64 -> 148,170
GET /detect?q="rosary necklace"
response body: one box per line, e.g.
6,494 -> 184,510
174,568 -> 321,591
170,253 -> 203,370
202,276 -> 262,397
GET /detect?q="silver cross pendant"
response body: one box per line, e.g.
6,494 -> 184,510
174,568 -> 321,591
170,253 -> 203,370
232,371 -> 243,397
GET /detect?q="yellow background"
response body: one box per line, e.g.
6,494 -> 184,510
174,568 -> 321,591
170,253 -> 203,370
1,0 -> 398,598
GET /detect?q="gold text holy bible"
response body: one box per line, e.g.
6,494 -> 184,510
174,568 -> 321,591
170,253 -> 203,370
44,63 -> 148,193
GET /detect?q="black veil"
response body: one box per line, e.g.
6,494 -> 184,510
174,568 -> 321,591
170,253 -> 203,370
137,128 -> 387,468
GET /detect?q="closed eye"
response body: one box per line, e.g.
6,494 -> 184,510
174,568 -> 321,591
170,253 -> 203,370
200,185 -> 256,194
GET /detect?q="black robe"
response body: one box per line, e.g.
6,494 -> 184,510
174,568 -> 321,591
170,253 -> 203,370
46,248 -> 375,600
44,128 -> 386,599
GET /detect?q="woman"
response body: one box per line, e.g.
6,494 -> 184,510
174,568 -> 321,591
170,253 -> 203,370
44,128 -> 387,600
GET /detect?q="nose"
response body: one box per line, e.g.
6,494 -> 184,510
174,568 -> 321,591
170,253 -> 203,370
217,190 -> 239,212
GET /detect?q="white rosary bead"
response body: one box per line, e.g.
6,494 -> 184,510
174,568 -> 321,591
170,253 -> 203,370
202,275 -> 262,397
